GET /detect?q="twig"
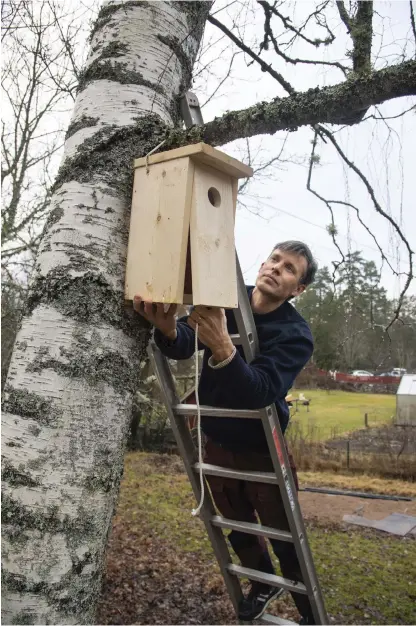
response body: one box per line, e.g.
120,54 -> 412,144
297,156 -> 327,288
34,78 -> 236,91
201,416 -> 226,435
312,124 -> 414,328
410,0 -> 416,45
207,13 -> 295,94
258,0 -> 349,76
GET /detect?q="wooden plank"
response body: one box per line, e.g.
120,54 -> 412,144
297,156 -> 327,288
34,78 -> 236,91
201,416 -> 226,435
134,142 -> 253,179
190,163 -> 238,308
125,157 -> 194,303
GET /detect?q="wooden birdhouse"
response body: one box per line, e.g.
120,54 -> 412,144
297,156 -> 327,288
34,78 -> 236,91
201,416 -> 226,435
125,142 -> 253,308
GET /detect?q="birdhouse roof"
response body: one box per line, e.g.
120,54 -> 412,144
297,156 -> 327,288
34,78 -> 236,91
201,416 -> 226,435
134,142 -> 253,179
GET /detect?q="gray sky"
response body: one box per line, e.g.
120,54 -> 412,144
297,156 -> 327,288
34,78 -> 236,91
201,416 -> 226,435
195,0 -> 416,298
3,0 -> 414,300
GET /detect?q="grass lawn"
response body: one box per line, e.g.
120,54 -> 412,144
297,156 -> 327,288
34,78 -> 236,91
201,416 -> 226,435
297,471 -> 416,497
288,389 -> 395,440
116,453 -> 416,625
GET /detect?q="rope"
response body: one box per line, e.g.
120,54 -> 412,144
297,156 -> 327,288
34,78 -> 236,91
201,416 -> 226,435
143,135 -> 204,514
145,139 -> 166,174
143,135 -> 203,514
191,322 -> 205,517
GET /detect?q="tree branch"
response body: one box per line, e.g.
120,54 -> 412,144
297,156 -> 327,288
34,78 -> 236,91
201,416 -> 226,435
336,1 -> 353,33
207,13 -> 295,94
411,1 -> 416,45
167,60 -> 416,146
335,1 -> 374,123
258,0 -> 349,77
351,1 -> 373,74
265,0 -> 334,47
312,124 -> 414,328
307,129 -> 345,272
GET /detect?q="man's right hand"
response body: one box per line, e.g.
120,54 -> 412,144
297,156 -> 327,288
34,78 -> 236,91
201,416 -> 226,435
133,295 -> 178,340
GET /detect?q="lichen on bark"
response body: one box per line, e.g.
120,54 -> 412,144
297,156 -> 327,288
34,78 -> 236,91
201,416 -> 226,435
2,387 -> 61,426
65,115 -> 99,141
52,115 -> 167,201
77,60 -> 166,95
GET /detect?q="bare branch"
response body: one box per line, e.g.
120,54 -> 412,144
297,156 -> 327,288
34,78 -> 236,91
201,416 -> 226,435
351,1 -> 374,74
237,134 -> 291,194
410,0 -> 416,45
166,60 -> 416,147
309,124 -> 414,327
306,129 -> 345,272
200,51 -> 241,107
258,0 -> 349,76
1,0 -> 96,275
363,104 -> 416,121
336,1 -> 353,33
207,13 -> 295,94
264,0 -> 335,48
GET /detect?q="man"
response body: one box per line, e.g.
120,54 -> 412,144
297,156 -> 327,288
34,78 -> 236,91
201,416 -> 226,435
133,241 -> 317,624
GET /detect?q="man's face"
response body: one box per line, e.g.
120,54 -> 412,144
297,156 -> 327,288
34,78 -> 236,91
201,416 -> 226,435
255,248 -> 308,301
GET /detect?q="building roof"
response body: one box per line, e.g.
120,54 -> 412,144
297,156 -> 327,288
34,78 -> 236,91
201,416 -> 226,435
397,374 -> 416,395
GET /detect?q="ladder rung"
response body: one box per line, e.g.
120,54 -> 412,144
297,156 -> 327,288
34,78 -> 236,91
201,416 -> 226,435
228,564 -> 307,595
259,613 -> 299,625
195,462 -> 278,484
211,515 -> 293,543
174,404 -> 260,419
230,333 -> 242,345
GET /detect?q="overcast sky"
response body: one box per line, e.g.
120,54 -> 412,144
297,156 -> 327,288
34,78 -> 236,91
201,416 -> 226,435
4,0 -> 414,300
194,0 -> 416,298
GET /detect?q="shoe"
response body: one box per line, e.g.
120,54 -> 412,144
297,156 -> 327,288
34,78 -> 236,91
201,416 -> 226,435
238,585 -> 284,621
299,617 -> 316,625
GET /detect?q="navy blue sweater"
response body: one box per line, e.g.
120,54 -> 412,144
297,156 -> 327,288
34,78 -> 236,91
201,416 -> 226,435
154,286 -> 313,452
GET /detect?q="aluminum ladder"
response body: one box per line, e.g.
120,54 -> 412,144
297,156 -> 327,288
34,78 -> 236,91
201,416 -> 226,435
146,92 -> 328,625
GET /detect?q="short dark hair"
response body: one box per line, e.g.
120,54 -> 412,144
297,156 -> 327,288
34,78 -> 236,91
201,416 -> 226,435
271,241 -> 317,286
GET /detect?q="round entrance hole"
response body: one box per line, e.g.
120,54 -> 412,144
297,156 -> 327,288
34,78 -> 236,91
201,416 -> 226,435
208,187 -> 221,207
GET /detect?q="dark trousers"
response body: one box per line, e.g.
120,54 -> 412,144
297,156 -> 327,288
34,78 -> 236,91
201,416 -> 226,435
204,438 -> 313,621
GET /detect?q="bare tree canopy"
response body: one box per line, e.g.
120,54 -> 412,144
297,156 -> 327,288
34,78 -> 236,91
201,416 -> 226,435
1,0 -> 96,279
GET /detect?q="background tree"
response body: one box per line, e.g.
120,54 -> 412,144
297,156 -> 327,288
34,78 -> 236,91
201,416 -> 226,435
1,0 -> 98,388
296,254 -> 416,373
2,1 -> 415,623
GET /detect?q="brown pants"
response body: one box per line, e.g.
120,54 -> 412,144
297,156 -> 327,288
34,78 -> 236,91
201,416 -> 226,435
204,438 -> 313,622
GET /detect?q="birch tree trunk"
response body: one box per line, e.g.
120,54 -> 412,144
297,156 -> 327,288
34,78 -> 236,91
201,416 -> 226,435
1,1 -> 210,623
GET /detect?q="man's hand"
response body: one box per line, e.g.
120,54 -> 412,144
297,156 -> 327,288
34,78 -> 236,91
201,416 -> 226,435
188,306 -> 234,363
133,295 -> 178,340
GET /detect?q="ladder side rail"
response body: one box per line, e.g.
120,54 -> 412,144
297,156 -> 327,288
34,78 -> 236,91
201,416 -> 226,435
234,270 -> 328,624
176,90 -> 327,624
259,405 -> 328,625
147,341 -> 243,612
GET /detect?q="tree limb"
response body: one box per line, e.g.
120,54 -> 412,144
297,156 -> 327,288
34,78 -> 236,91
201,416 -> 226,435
264,0 -> 334,47
336,1 -> 353,33
258,0 -> 349,77
311,124 -> 414,328
410,0 -> 416,45
167,60 -> 416,146
207,13 -> 295,94
335,1 -> 374,123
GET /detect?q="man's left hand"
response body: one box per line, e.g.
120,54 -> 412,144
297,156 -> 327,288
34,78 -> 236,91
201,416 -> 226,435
188,306 -> 234,363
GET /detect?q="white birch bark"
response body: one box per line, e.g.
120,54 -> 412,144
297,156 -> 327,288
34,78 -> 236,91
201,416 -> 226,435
1,1 -> 210,623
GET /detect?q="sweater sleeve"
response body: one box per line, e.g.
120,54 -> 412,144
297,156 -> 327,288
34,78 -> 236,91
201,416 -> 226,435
208,330 -> 313,410
153,316 -> 204,360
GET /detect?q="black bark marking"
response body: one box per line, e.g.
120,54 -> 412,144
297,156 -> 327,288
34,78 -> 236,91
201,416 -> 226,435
77,60 -> 166,96
2,387 -> 60,426
66,115 -> 100,141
